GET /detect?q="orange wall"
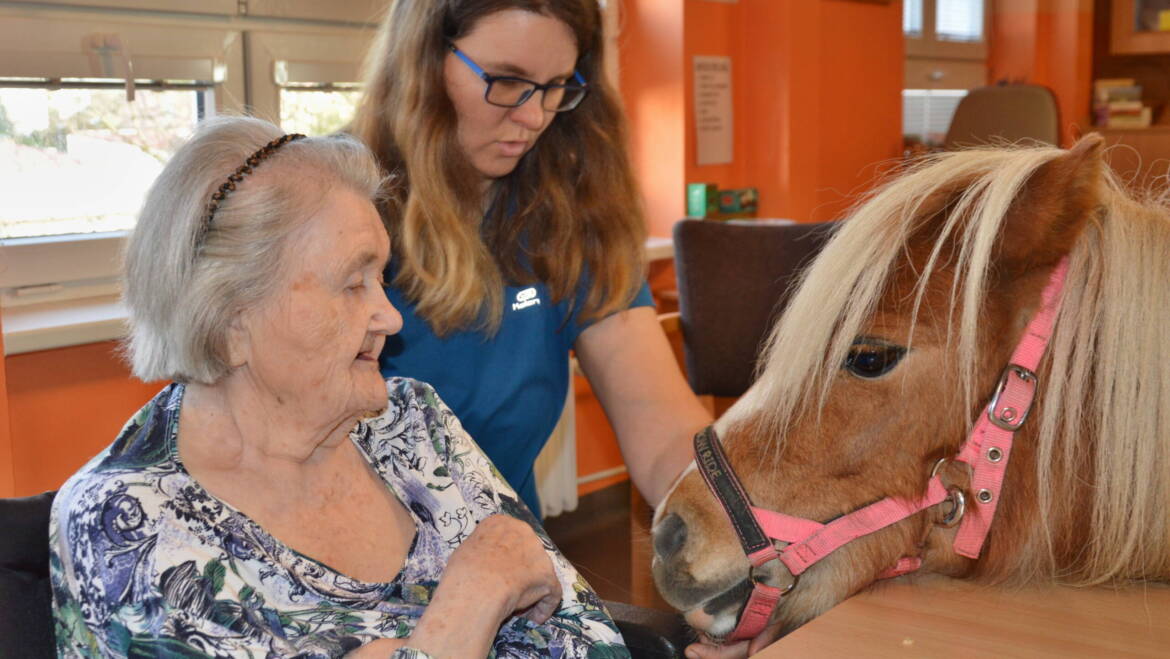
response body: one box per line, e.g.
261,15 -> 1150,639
0,318 -> 13,497
620,0 -> 686,237
676,0 -> 903,224
816,1 -> 905,221
990,0 -> 1094,145
6,342 -> 159,496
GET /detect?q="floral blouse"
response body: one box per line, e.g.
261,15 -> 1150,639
50,378 -> 629,658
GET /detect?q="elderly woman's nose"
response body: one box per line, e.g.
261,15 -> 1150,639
372,293 -> 404,335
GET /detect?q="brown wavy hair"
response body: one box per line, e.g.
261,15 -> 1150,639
350,0 -> 646,334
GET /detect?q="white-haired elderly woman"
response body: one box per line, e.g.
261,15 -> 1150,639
48,116 -> 627,659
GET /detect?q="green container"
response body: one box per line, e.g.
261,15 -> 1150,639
686,183 -> 719,218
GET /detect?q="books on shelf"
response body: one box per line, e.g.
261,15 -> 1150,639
1094,78 -> 1152,129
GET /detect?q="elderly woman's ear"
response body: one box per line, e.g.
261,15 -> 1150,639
225,314 -> 251,369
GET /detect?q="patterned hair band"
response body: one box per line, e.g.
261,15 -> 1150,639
199,132 -> 306,246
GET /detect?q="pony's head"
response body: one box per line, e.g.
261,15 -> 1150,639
652,136 -> 1170,641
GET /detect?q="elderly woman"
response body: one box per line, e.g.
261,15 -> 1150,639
48,116 -> 627,658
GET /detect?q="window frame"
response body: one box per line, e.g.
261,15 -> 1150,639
904,0 -> 989,92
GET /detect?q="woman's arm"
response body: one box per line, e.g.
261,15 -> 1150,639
347,516 -> 561,658
575,305 -> 713,506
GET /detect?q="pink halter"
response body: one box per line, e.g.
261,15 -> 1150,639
694,258 -> 1069,641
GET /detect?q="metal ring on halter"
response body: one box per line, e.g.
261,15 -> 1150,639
931,456 -> 973,483
930,457 -> 950,480
750,563 -> 799,597
939,488 -> 966,527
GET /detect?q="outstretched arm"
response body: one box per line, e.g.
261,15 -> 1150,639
575,305 -> 713,506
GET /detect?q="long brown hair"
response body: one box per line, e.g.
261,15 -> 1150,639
350,0 -> 646,334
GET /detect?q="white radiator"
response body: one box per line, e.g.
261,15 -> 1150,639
534,360 -> 578,518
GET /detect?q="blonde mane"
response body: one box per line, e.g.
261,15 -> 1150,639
723,145 -> 1170,584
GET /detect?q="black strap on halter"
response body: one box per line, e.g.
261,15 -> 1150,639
694,426 -> 771,557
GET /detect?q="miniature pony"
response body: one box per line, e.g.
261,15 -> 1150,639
651,136 -> 1170,644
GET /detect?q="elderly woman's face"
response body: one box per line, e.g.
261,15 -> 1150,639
232,186 -> 401,421
444,9 -> 579,182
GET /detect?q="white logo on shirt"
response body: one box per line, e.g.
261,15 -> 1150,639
512,287 -> 541,311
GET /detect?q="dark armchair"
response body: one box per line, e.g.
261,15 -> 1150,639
0,491 -> 57,659
673,219 -> 836,399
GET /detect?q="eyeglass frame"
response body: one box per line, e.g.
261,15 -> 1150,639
447,44 -> 588,112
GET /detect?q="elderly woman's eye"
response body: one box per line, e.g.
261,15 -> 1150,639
844,342 -> 906,379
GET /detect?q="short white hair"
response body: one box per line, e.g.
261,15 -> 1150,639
123,116 -> 385,384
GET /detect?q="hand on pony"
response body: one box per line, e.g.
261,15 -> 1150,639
685,619 -> 785,658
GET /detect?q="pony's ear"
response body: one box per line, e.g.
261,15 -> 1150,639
998,134 -> 1104,271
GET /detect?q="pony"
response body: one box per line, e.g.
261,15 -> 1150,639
650,136 -> 1170,646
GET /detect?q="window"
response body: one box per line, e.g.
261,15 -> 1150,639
246,31 -> 375,137
903,0 -> 988,148
936,0 -> 984,43
279,88 -> 362,136
902,89 -> 967,146
904,0 -> 924,38
0,4 -> 380,354
1,84 -> 207,240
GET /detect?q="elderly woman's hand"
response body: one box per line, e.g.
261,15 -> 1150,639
386,514 -> 562,657
442,513 -> 562,623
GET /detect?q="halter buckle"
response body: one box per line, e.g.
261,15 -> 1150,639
986,364 -> 1037,431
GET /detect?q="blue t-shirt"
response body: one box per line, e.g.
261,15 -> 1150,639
379,274 -> 654,516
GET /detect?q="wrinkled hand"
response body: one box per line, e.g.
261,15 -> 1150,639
441,514 -> 562,625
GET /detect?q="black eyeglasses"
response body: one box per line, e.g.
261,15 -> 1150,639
448,45 -> 588,112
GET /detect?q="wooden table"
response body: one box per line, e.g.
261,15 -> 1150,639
760,578 -> 1170,657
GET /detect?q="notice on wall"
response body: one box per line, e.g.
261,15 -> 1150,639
693,55 -> 733,166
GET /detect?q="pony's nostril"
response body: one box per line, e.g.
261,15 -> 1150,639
653,513 -> 687,560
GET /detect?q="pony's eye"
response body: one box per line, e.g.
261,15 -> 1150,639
844,342 -> 906,379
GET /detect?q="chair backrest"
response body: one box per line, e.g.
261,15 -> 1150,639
944,84 -> 1060,149
0,491 -> 57,659
673,219 -> 835,398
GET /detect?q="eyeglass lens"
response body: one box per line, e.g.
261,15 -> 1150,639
486,79 -> 585,111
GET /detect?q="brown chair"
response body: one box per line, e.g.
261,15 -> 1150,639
944,83 -> 1060,149
673,219 -> 837,400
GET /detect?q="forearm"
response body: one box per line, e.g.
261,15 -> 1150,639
401,580 -> 510,658
575,307 -> 713,506
614,398 -> 709,506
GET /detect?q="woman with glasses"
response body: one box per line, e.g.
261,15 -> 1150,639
351,0 -> 711,531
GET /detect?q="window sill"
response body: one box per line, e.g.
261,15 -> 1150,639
646,236 -> 674,261
3,295 -> 126,356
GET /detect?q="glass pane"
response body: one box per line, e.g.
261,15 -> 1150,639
904,0 -> 924,38
0,86 -> 204,239
936,0 -> 984,43
1136,0 -> 1170,31
279,89 -> 362,136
